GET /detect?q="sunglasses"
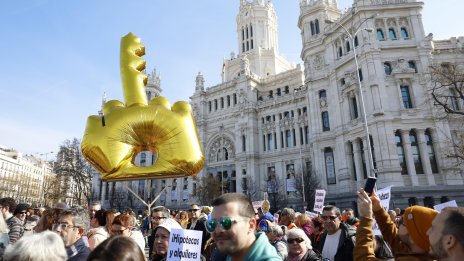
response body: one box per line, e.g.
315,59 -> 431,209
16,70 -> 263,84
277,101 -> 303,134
287,237 -> 305,244
205,217 -> 247,233
19,211 -> 27,214
189,209 -> 200,212
321,215 -> 338,221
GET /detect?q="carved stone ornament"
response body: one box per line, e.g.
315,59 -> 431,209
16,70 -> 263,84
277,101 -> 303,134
312,53 -> 325,71
319,97 -> 328,108
392,59 -> 415,74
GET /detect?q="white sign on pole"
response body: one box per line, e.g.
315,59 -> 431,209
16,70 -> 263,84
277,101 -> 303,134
286,178 -> 297,192
167,229 -> 203,261
373,186 -> 392,235
313,189 -> 326,213
433,200 -> 458,212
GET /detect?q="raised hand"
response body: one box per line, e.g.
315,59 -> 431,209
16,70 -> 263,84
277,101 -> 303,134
357,189 -> 373,219
81,33 -> 204,181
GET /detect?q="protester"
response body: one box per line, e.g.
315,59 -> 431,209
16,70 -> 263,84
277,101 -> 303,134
295,213 -> 312,239
266,224 -> 288,260
111,214 -> 145,254
257,213 -> 275,233
280,208 -> 297,230
105,209 -> 116,236
427,207 -> 464,260
309,216 -> 324,251
0,198 -> 21,244
209,192 -> 281,261
0,211 -> 9,259
3,231 -> 67,261
342,208 -> 359,227
141,209 -> 150,235
52,208 -> 90,261
148,206 -> 170,260
88,209 -> 109,250
89,202 -> 101,219
24,207 -> 40,236
35,207 -> 65,232
355,188 -> 437,261
87,235 -> 146,261
188,203 -> 210,252
10,203 -> 29,244
285,228 -> 321,261
152,218 -> 183,261
318,205 -> 356,261
176,210 -> 189,229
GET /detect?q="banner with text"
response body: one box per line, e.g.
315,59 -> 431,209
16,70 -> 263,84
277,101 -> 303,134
313,189 -> 326,213
373,186 -> 392,235
434,200 -> 458,212
167,228 -> 203,261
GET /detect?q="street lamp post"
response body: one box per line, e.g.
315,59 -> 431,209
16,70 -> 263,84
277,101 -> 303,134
325,14 -> 377,177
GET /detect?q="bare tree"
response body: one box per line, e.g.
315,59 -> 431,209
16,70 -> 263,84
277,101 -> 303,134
193,174 -> 222,206
54,138 -> 92,206
296,161 -> 321,212
42,173 -> 61,207
428,63 -> 464,165
109,187 -> 127,212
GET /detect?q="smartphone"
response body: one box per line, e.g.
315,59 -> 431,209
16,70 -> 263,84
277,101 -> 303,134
364,177 -> 377,195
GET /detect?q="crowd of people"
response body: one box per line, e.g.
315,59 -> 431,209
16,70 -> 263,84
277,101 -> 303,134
0,190 -> 462,261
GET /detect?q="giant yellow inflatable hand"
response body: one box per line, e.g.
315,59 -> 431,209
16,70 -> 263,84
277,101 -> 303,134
81,33 -> 204,181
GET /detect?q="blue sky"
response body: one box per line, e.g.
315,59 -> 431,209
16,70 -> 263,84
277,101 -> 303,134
0,0 -> 462,158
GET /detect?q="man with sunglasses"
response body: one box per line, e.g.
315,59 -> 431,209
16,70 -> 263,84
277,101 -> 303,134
1,200 -> 27,244
187,203 -> 210,252
208,193 -> 281,261
318,205 -> 356,261
53,208 -> 90,261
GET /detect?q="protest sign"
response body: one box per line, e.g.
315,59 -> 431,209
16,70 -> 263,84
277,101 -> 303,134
167,228 -> 203,261
373,186 -> 392,235
313,189 -> 326,213
433,200 -> 458,212
286,178 -> 296,192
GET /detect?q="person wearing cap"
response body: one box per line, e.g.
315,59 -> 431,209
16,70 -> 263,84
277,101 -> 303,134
7,202 -> 28,244
209,193 -> 281,261
354,188 -> 437,261
427,207 -> 464,261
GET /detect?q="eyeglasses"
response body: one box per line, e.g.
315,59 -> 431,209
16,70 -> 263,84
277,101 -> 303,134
188,209 -> 200,212
153,216 -> 167,221
321,215 -> 338,221
287,237 -> 305,244
52,223 -> 79,231
205,217 -> 248,233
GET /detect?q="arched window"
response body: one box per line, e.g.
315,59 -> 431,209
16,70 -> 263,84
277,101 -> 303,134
346,41 -> 351,52
217,148 -> 229,161
425,129 -> 438,173
250,24 -> 253,37
376,29 -> 385,40
338,46 -> 343,58
384,62 -> 392,75
242,28 -> 245,41
388,28 -> 397,39
285,130 -> 292,148
246,26 -> 249,39
351,95 -> 359,119
208,101 -> 212,112
214,99 -> 218,110
409,130 -> 424,174
319,90 -> 327,98
354,36 -> 359,47
322,111 -> 330,131
315,19 -> 320,34
220,97 -> 224,108
227,95 -> 230,107
242,43 -> 245,53
408,61 -> 417,73
324,147 -> 336,184
395,131 -> 408,174
400,85 -> 413,108
400,27 -> 409,39
233,93 -> 237,104
310,21 -> 315,35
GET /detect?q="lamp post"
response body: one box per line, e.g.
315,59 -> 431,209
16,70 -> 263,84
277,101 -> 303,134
325,14 -> 377,177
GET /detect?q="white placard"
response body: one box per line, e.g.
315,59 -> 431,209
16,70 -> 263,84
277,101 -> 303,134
286,178 -> 297,192
252,201 -> 263,210
373,186 -> 392,235
433,200 -> 458,212
167,229 -> 203,261
313,189 -> 326,213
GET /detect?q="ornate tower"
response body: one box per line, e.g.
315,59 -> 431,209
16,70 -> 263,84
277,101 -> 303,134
145,67 -> 162,100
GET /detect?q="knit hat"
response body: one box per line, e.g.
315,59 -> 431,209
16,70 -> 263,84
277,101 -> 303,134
403,206 -> 438,252
153,218 -> 182,234
14,203 -> 29,215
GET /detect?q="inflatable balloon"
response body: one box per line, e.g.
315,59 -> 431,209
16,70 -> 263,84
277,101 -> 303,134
81,33 -> 204,181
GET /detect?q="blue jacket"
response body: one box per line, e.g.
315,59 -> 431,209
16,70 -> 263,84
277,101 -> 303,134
67,237 -> 90,261
227,232 -> 281,261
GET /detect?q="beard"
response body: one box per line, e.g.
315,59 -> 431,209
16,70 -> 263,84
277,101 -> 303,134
430,235 -> 448,259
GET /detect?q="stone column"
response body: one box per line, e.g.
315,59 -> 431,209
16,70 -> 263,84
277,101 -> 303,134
401,130 -> 418,185
296,124 -> 303,147
277,123 -> 282,151
352,139 -> 364,183
416,129 -> 435,185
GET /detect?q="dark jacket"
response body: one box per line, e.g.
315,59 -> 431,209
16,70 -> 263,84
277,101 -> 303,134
318,222 -> 356,261
66,237 -> 90,261
188,217 -> 210,252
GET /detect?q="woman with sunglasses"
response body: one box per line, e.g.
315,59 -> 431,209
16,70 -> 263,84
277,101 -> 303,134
285,228 -> 321,261
111,214 -> 145,254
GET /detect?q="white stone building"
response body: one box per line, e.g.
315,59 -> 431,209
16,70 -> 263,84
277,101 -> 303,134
0,146 -> 55,205
92,0 -> 464,213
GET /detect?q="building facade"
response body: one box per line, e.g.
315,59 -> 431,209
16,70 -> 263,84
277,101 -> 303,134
92,0 -> 464,213
300,0 -> 464,209
0,146 -> 56,206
